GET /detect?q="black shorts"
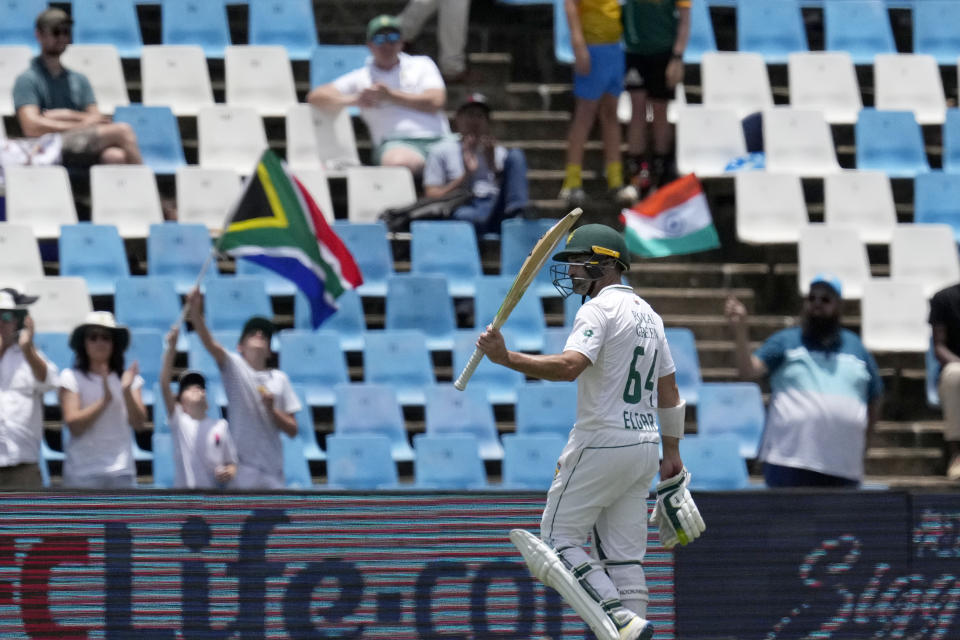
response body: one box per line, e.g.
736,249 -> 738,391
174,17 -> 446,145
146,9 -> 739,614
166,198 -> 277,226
61,126 -> 103,168
624,51 -> 673,101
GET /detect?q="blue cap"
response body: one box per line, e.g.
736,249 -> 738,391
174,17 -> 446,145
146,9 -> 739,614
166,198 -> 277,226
810,273 -> 842,298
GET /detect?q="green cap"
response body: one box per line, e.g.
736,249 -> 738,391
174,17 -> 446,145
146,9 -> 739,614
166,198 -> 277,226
552,223 -> 630,271
366,14 -> 402,41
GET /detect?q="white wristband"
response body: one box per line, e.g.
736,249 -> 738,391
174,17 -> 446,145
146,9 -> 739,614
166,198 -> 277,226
657,399 -> 686,439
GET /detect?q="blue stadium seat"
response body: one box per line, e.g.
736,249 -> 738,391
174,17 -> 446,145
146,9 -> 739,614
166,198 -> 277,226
502,433 -> 566,489
499,217 -> 558,298
515,381 -> 576,437
410,220 -> 482,298
564,294 -> 580,326
0,0 -> 47,48
58,223 -> 130,295
236,258 -> 297,297
114,276 -> 185,348
310,44 -> 368,115
737,0 -> 807,64
696,382 -> 765,459
553,0 -> 573,64
282,433 -> 314,489
151,431 -> 176,489
128,328 -> 164,407
453,330 -> 523,405
161,0 -> 232,57
474,275 -> 546,352
113,105 -> 186,174
824,0 -> 895,65
425,385 -> 504,460
147,223 -> 218,294
248,0 -> 317,60
187,330 -> 239,406
943,109 -> 960,174
682,434 -> 751,490
72,0 -> 143,58
333,383 -> 414,461
386,275 -> 456,351
913,0 -> 960,66
542,327 -> 570,355
34,332 -> 72,408
665,327 -> 703,405
855,109 -> 930,178
914,172 -> 960,243
332,221 -> 394,297
326,434 -> 399,489
927,339 -> 941,408
294,289 -> 365,351
685,0 -> 717,64
278,330 -> 348,407
413,433 -> 488,490
203,277 -> 273,339
363,330 -> 435,406
290,386 -> 324,461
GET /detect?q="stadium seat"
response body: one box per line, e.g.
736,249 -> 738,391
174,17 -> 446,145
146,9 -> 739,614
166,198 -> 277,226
58,223 -> 130,296
4,165 -> 79,239
410,220 -> 482,298
425,385 -> 503,460
682,434 -> 751,490
0,0 -> 46,49
797,225 -> 871,299
823,0 -> 895,65
735,172 -> 809,244
736,0 -> 807,64
90,165 -> 164,238
309,44 -> 368,116
665,327 -> 702,406
890,223 -> 960,298
114,277 -> 185,350
914,172 -> 960,244
151,432 -> 176,489
286,104 -> 362,174
290,167 -> 336,223
141,45 -> 215,115
855,109 -> 930,178
515,381 -> 576,438
187,330 -> 239,407
128,328 -> 164,406
161,0 -> 231,58
564,294 -> 581,327
72,0 -> 142,58
236,259 -> 297,297
147,223 -> 218,295
294,289 -> 365,352
701,52 -> 773,119
413,433 -> 488,490
385,275 -> 456,351
696,382 -> 765,459
0,45 -> 32,115
913,0 -> 960,66
502,433 -> 567,489
282,433 -> 314,489
363,330 -> 435,406
944,109 -> 960,174
24,277 -> 92,334
453,330 -> 523,405
684,0 -> 716,64
788,52 -> 862,124
676,107 -> 747,176
762,108 -> 841,176
500,217 -> 559,298
203,277 -> 273,336
224,45 -> 298,117
325,434 -> 399,489
542,326 -> 570,355
278,330 -> 348,407
331,221 -> 394,297
197,105 -> 269,175
113,105 -> 186,175
33,332 -> 72,407
38,446 -> 51,488
346,166 -> 418,224
175,167 -> 242,233
0,223 -> 44,291
248,0 -> 318,60
60,44 -> 129,115
861,279 -> 931,352
927,340 -> 941,408
333,383 -> 414,462
553,0 -> 573,64
874,54 -> 946,125
474,275 -> 546,352
823,170 -> 897,244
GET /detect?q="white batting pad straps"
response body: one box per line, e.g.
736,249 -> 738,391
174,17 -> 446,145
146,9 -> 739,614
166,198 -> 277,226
656,399 -> 686,439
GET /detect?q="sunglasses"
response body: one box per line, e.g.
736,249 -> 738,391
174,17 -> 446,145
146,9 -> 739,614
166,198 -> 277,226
86,330 -> 113,342
806,293 -> 836,304
370,31 -> 401,45
47,27 -> 71,37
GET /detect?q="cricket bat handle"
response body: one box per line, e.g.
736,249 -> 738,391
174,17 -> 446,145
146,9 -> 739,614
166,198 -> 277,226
453,347 -> 485,390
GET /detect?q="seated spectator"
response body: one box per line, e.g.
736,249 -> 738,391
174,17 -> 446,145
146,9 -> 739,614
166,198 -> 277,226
12,8 -> 142,167
929,281 -> 960,479
159,326 -> 237,489
186,289 -> 300,490
306,14 -> 449,175
0,289 -> 59,490
59,312 -> 146,489
423,94 -> 532,235
400,0 -> 471,83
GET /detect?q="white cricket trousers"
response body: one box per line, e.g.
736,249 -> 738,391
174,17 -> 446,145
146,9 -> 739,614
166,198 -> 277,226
399,0 -> 470,76
541,427 -> 661,616
941,362 -> 960,442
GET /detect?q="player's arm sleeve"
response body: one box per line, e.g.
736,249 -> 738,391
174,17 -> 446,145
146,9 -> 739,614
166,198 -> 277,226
753,330 -> 788,372
417,56 -> 446,90
658,325 -> 677,378
563,303 -> 607,364
12,74 -> 40,111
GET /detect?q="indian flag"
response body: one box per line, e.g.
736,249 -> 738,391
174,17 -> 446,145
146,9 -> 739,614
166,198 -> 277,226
620,173 -> 720,258
217,150 -> 362,328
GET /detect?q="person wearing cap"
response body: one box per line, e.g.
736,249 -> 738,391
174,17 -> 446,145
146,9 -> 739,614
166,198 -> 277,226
306,14 -> 449,176
186,289 -> 300,490
422,93 -> 532,235
159,326 -> 237,489
59,311 -> 146,489
0,289 -> 58,489
12,8 -> 142,166
725,275 -> 884,488
928,281 -> 960,479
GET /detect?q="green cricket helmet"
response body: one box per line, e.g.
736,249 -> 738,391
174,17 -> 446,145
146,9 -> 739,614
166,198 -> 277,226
552,223 -> 630,271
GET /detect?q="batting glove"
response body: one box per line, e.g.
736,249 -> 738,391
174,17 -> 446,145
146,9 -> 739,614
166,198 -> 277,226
650,468 -> 705,549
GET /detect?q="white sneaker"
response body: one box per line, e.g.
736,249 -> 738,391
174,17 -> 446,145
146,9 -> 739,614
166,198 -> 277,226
614,184 -> 639,206
616,613 -> 654,640
559,186 -> 587,207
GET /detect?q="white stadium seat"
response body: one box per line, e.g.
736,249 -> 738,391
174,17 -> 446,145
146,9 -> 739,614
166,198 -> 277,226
291,167 -> 336,223
890,223 -> 960,298
197,105 -> 268,175
23,277 -> 92,334
0,223 -> 44,291
285,103 -> 361,175
823,170 -> 897,244
346,166 -> 417,224
762,107 -> 841,176
701,51 -> 773,119
874,53 -> 947,125
861,278 -> 931,352
141,45 -> 214,116
788,51 -> 862,124
175,166 -> 242,234
225,45 -> 298,117
60,44 -> 129,115
798,225 -> 871,299
90,165 -> 164,239
4,165 -> 78,239
676,107 -> 747,176
0,45 -> 32,116
735,172 -> 808,244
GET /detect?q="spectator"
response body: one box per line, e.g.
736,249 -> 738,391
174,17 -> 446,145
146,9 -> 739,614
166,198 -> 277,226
558,0 -> 632,206
400,0 -> 471,83
622,0 -> 690,198
0,289 -> 58,490
59,311 -> 146,489
929,281 -> 960,479
307,14 -> 449,176
422,93 -> 531,235
159,326 -> 237,489
725,275 -> 884,488
12,8 -> 142,167
186,290 -> 300,490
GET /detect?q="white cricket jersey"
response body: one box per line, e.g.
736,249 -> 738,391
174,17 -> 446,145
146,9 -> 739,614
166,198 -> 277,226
563,285 -> 676,436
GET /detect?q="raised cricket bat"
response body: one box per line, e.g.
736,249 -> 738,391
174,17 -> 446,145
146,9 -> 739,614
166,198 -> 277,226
454,208 -> 583,391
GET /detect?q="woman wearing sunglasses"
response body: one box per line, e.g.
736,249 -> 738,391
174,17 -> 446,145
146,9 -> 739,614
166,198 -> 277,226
59,312 -> 146,489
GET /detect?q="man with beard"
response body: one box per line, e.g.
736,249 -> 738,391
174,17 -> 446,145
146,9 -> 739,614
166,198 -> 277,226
725,275 -> 883,487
